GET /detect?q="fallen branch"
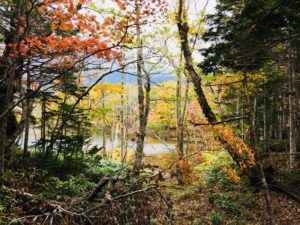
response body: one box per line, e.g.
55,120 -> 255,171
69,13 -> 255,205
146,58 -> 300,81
86,175 -> 111,201
191,116 -> 248,126
268,182 -> 300,203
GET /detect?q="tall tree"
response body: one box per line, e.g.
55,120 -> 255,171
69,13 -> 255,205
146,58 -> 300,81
0,0 -> 25,182
176,0 -> 275,223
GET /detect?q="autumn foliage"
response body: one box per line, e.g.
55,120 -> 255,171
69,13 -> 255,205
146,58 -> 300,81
213,125 -> 256,169
188,118 -> 256,170
9,0 -> 124,67
176,159 -> 194,184
222,165 -> 241,184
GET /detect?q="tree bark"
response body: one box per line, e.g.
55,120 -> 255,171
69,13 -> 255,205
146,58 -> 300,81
288,44 -> 297,169
23,63 -> 31,156
101,90 -> 107,157
263,93 -> 268,152
0,0 -> 25,183
120,71 -> 126,162
41,95 -> 47,155
177,0 -> 242,166
134,10 -> 151,170
175,55 -> 184,184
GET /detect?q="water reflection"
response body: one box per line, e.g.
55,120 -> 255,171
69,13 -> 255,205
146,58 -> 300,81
25,129 -> 176,155
87,135 -> 176,155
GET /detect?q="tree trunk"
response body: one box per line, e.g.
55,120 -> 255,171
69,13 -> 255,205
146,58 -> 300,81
134,18 -> 144,170
176,3 -> 275,224
114,123 -> 119,155
175,55 -> 184,184
177,0 -> 242,166
288,45 -> 297,169
242,74 -> 275,225
0,0 -> 24,183
263,93 -> 268,152
253,97 -> 257,129
278,95 -> 283,140
23,61 -> 32,156
102,90 -> 107,157
41,95 -> 46,155
134,10 -> 151,170
120,71 -> 126,162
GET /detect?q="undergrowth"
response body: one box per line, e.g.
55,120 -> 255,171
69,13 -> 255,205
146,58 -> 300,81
203,151 -> 256,224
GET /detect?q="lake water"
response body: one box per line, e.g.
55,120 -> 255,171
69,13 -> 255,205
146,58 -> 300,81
24,129 -> 176,155
86,134 -> 176,155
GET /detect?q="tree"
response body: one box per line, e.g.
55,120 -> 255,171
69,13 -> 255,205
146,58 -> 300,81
0,0 -> 138,181
200,0 -> 300,169
176,0 -> 277,224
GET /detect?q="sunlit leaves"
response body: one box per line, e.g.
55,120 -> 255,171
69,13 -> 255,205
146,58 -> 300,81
213,125 -> 256,169
222,165 -> 240,184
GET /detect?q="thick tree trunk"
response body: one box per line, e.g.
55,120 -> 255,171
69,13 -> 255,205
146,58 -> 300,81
0,0 -> 24,183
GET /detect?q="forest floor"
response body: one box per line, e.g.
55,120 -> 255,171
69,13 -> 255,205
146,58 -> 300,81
1,151 -> 300,225
160,178 -> 300,225
148,151 -> 300,225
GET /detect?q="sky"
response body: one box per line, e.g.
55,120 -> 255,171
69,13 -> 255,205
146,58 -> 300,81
94,0 -> 217,84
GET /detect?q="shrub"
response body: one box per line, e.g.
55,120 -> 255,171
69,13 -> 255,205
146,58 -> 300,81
191,218 -> 203,225
209,212 -> 223,225
204,151 -> 239,190
208,192 -> 240,215
35,174 -> 95,200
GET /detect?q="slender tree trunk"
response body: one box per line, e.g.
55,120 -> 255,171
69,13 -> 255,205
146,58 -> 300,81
23,61 -> 32,156
41,95 -> 46,154
253,97 -> 257,129
114,123 -> 119,155
278,95 -> 283,140
135,19 -> 145,170
183,80 -> 190,157
263,93 -> 268,152
288,45 -> 297,169
111,122 -> 115,155
242,74 -> 275,225
175,55 -> 184,184
102,126 -> 106,157
134,11 -> 151,170
241,102 -> 245,140
120,71 -> 126,161
102,91 -> 107,157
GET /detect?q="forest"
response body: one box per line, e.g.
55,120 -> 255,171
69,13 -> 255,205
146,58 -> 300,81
0,0 -> 299,224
